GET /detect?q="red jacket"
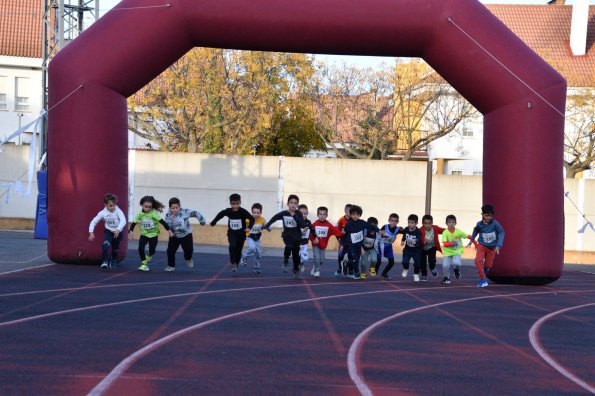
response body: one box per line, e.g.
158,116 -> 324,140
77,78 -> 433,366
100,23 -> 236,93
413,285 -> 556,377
420,225 -> 446,253
310,220 -> 344,250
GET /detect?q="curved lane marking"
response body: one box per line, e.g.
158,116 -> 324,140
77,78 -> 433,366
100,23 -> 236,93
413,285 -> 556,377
347,290 -> 595,396
528,303 -> 595,394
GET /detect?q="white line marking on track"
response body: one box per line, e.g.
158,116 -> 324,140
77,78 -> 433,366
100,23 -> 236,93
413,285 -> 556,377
87,288 -> 594,396
529,303 -> 595,394
347,290 -> 595,396
0,252 -> 49,265
0,263 -> 54,275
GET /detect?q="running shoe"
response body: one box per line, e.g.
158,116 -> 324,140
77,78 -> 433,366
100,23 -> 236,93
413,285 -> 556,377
413,274 -> 420,282
100,262 -> 108,269
165,266 -> 175,272
282,262 -> 289,273
231,264 -> 238,272
402,269 -> 409,278
300,264 -> 305,273
360,273 -> 367,280
138,264 -> 149,272
382,273 -> 391,280
313,270 -> 320,278
431,269 -> 438,277
185,259 -> 194,268
441,276 -> 450,284
420,275 -> 428,281
477,279 -> 488,288
369,267 -> 376,276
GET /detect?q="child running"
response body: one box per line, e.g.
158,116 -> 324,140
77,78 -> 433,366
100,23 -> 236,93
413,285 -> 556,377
420,214 -> 445,281
210,193 -> 255,272
441,214 -> 476,284
401,214 -> 423,281
336,204 -> 353,276
468,204 -> 505,288
360,217 -> 381,279
310,206 -> 344,278
129,196 -> 171,271
88,193 -> 127,269
164,197 -> 206,271
264,194 -> 306,278
375,213 -> 400,280
343,205 -> 381,280
240,203 -> 266,274
298,204 -> 314,274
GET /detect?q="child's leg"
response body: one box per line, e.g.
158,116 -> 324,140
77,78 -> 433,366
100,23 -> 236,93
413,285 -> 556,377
147,236 -> 158,259
349,245 -> 361,276
413,251 -> 422,274
111,231 -> 123,263
138,235 -> 149,261
420,249 -> 429,277
299,244 -> 308,265
313,246 -> 322,271
254,239 -> 262,271
453,254 -> 462,278
180,233 -> 194,262
166,237 -> 181,267
442,255 -> 452,278
101,229 -> 113,264
360,250 -> 369,275
401,250 -> 411,277
291,244 -> 300,274
428,248 -> 437,276
243,237 -> 256,265
474,244 -> 495,279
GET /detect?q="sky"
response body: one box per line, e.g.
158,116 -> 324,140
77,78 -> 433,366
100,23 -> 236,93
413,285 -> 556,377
98,0 -> 593,68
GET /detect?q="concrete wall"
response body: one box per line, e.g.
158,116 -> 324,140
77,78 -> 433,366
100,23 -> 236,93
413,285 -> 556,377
1,146 -> 594,260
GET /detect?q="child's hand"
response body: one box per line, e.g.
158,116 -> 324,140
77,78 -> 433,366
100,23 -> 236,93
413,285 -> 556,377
128,231 -> 134,240
114,230 -> 120,239
168,230 -> 174,237
400,241 -> 405,247
267,227 -> 272,232
200,221 -> 206,226
313,237 -> 319,245
244,228 -> 251,233
495,247 -> 500,254
88,233 -> 95,242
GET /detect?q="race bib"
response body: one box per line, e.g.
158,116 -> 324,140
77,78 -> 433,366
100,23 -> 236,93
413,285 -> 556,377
229,219 -> 243,230
406,234 -> 418,247
141,219 -> 154,230
251,224 -> 262,234
105,215 -> 118,228
283,216 -> 297,228
350,231 -> 364,244
315,226 -> 329,238
363,237 -> 375,248
301,228 -> 310,239
482,232 -> 496,243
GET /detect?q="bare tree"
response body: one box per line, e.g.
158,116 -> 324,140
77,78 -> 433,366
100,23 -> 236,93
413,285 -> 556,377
564,88 -> 595,178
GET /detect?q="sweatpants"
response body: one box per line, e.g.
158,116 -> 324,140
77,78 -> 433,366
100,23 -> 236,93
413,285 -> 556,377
228,230 -> 246,265
102,229 -> 122,264
284,243 -> 301,273
299,244 -> 309,264
348,244 -> 363,276
312,246 -> 326,271
402,249 -> 422,274
420,247 -> 437,277
138,235 -> 158,262
442,254 -> 462,278
167,233 -> 194,267
242,237 -> 262,269
361,248 -> 377,275
475,244 -> 496,279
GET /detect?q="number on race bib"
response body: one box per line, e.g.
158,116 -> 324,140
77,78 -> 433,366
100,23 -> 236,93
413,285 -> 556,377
141,220 -> 153,229
350,231 -> 364,244
283,216 -> 297,228
315,226 -> 329,238
251,224 -> 262,234
229,219 -> 243,230
302,228 -> 311,239
482,232 -> 496,244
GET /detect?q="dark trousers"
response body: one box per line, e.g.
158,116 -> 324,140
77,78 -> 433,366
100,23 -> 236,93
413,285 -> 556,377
102,229 -> 122,263
337,242 -> 353,270
167,233 -> 194,267
402,249 -> 422,274
348,244 -> 362,276
283,243 -> 301,272
138,235 -> 158,261
420,247 -> 437,276
377,257 -> 395,276
228,231 -> 246,265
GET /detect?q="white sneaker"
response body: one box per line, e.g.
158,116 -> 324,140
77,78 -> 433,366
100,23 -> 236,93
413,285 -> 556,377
413,274 -> 420,282
165,266 -> 175,272
100,262 -> 108,269
313,270 -> 320,278
310,267 -> 316,276
300,264 -> 305,273
185,259 -> 194,268
402,269 -> 409,278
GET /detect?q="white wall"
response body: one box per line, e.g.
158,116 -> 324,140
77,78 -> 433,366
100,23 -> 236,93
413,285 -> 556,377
0,56 -> 43,145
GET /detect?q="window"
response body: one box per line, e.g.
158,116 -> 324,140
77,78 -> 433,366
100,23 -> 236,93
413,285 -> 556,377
451,170 -> 463,175
15,77 -> 31,112
462,126 -> 473,137
0,76 -> 7,111
473,171 -> 483,176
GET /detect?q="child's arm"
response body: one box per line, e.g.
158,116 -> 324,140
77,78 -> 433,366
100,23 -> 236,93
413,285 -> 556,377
209,209 -> 227,226
190,209 -> 207,225
495,221 -> 505,253
88,211 -> 103,242
244,209 -> 255,232
264,212 -> 283,231
468,223 -> 480,247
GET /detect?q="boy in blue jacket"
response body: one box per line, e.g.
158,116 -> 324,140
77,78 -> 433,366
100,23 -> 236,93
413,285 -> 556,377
468,204 -> 505,288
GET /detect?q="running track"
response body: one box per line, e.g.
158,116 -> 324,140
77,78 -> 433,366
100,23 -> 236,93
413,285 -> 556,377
0,248 -> 593,395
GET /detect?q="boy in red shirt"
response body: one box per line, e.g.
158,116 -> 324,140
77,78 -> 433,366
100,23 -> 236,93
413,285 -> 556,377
310,206 -> 344,278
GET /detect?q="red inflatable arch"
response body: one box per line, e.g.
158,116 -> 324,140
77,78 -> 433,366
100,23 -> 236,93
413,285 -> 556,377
48,0 -> 566,284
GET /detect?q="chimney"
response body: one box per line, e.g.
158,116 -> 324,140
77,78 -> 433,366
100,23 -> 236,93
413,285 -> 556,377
547,0 -> 566,4
570,0 -> 589,56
